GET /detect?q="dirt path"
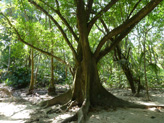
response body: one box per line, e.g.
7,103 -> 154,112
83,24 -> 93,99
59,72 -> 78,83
0,84 -> 164,123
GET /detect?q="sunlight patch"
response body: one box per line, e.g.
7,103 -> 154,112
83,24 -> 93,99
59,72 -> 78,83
0,102 -> 31,119
11,109 -> 33,119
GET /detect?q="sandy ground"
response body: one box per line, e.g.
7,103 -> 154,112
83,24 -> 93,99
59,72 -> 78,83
0,84 -> 164,123
88,89 -> 164,123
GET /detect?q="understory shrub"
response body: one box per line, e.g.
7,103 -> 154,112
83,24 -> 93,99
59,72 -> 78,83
2,66 -> 31,88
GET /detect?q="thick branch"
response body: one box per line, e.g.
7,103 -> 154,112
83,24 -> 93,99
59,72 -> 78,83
76,0 -> 90,49
96,24 -> 136,62
94,0 -> 162,58
28,0 -> 78,60
61,99 -> 90,123
88,0 -> 119,31
0,12 -> 71,68
39,0 -> 79,42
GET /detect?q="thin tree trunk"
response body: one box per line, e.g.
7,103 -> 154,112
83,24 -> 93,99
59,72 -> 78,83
48,49 -> 56,95
28,49 -> 34,94
7,46 -> 11,71
28,50 -> 31,67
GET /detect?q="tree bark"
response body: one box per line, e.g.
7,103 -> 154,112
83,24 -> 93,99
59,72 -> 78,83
28,49 -> 34,94
48,49 -> 56,96
115,46 -> 136,94
72,54 -> 130,107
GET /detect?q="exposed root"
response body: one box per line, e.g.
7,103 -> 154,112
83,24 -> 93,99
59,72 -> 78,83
26,89 -> 34,95
39,89 -> 72,108
60,100 -> 72,110
65,100 -> 78,112
46,106 -> 64,114
46,100 -> 79,115
61,99 -> 90,123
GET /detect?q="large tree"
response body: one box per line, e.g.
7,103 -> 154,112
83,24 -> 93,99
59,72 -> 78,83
1,0 -> 163,122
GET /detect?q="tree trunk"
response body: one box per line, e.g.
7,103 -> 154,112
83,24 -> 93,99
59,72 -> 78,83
28,49 -> 34,94
7,46 -> 11,71
121,65 -> 136,93
72,55 -> 128,107
28,50 -> 31,67
66,0 -> 139,113
116,46 -> 136,94
48,49 -> 56,96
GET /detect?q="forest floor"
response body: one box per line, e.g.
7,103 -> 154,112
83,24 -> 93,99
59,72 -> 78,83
0,83 -> 164,123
